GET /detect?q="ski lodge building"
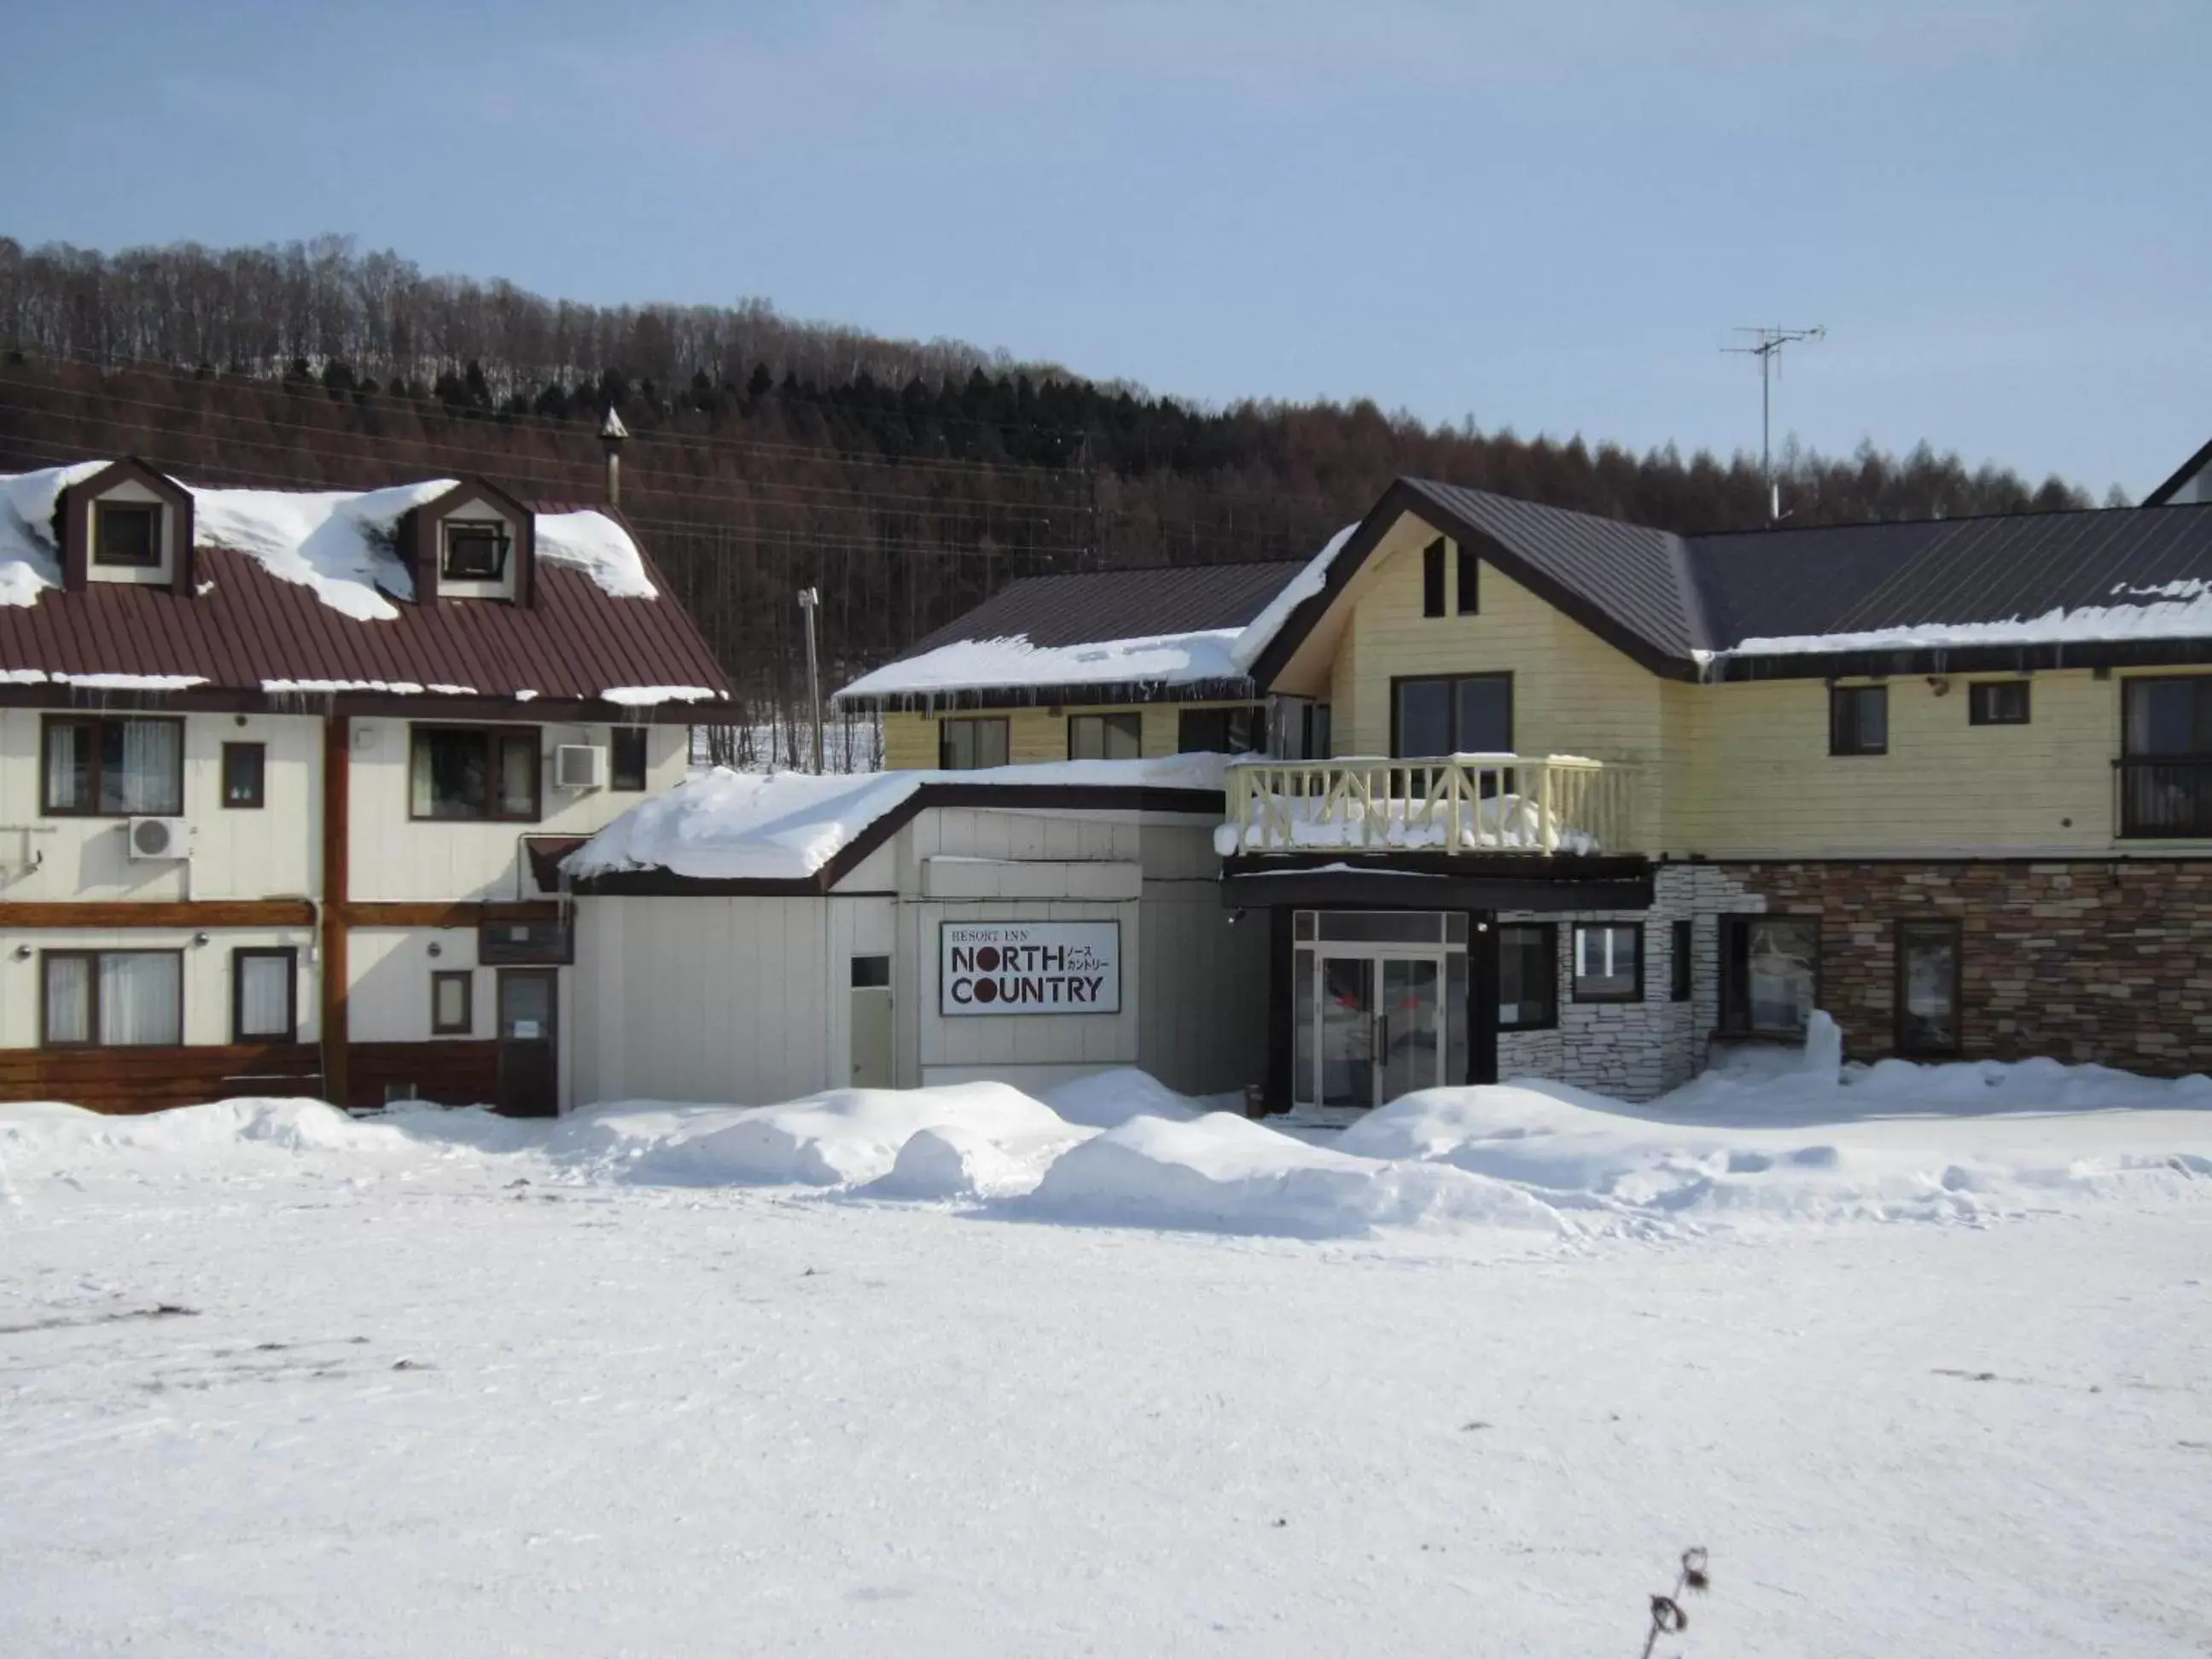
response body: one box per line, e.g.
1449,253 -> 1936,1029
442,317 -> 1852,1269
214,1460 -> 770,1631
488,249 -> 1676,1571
12,451 -> 2212,1116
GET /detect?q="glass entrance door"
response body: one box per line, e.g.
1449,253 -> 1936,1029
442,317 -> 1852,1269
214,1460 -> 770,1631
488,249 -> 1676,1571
1318,957 -> 1375,1108
1379,958 -> 1441,1103
1312,951 -> 1444,1109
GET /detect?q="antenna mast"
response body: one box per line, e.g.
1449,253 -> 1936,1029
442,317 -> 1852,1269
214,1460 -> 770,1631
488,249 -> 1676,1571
1724,324 -> 1825,521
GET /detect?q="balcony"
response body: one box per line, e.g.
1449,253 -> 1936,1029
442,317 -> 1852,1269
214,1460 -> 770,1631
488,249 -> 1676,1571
2117,758 -> 2212,839
1220,754 -> 1639,858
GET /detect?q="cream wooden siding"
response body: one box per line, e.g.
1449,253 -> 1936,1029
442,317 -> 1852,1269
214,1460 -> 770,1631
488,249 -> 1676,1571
0,708 -> 320,901
878,701 -> 1259,771
1334,521 -> 1668,847
0,924 -> 317,1048
347,719 -> 687,901
346,926 -> 486,1042
1674,668 -> 2212,858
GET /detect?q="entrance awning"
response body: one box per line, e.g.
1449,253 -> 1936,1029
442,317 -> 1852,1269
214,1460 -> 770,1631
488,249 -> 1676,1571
1220,854 -> 1652,912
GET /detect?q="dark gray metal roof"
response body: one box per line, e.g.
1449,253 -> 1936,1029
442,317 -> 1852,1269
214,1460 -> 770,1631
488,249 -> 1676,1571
1683,503 -> 2212,649
1251,478 -> 2212,683
891,559 -> 1307,658
1400,480 -> 1701,659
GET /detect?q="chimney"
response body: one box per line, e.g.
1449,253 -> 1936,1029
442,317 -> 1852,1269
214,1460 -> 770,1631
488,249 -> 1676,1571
599,405 -> 629,508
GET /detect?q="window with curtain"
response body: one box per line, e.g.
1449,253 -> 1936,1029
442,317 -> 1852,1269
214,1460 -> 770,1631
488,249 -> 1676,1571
1068,712 -> 1142,760
410,727 -> 539,820
1829,685 -> 1889,755
43,951 -> 183,1046
42,717 -> 183,816
232,950 -> 295,1043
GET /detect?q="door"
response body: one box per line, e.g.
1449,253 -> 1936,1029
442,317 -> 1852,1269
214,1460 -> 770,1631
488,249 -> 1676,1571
496,969 -> 558,1117
1314,951 -> 1449,1108
1317,956 -> 1375,1108
850,954 -> 894,1088
1378,958 -> 1441,1103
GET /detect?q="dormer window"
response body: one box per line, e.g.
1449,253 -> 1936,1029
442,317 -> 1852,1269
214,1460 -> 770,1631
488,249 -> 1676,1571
443,521 -> 512,583
94,502 -> 161,568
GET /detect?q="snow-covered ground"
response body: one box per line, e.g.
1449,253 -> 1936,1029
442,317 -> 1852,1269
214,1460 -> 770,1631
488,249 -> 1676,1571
4,1048 -> 2210,1656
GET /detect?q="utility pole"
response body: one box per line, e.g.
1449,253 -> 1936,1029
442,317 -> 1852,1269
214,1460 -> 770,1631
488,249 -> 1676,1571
1723,324 -> 1825,521
797,586 -> 824,773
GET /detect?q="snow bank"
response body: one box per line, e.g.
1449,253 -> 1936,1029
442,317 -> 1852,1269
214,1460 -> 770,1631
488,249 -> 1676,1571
1019,1111 -> 1569,1238
864,1123 -> 1057,1200
623,1082 -> 1076,1188
1337,1049 -> 2212,1228
1040,1067 -> 1207,1128
569,755 -> 1227,882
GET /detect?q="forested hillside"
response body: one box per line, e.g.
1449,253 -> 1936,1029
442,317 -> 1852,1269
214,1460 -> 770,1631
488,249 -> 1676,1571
0,236 -> 2097,756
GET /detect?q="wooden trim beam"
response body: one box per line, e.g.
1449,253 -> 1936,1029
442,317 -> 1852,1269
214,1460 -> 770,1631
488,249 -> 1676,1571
321,713 -> 350,1109
339,901 -> 562,928
0,900 -> 316,928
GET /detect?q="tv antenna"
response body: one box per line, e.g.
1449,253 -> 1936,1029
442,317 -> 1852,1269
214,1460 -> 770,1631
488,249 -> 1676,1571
1724,324 -> 1825,521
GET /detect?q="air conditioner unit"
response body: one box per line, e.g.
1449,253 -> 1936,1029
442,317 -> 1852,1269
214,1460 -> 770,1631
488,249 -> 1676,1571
126,817 -> 193,861
553,744 -> 606,790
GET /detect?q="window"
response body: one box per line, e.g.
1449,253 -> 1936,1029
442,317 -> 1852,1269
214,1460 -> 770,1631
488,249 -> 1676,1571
441,520 -> 511,582
1178,706 -> 1263,754
93,500 -> 160,568
409,726 -> 539,821
1720,916 -> 1819,1035
232,948 -> 296,1043
1830,684 -> 1889,755
1895,920 -> 1961,1057
609,727 -> 649,792
431,970 -> 474,1036
851,954 -> 892,988
1421,538 -> 1447,617
42,950 -> 183,1047
1670,918 -> 1693,1002
1968,681 -> 2030,725
1573,923 -> 1643,1002
2120,678 -> 2212,838
1068,711 -> 1143,760
1497,923 -> 1557,1029
939,717 -> 1009,771
41,716 -> 183,816
1456,544 -> 1480,614
1394,673 -> 1512,757
222,742 -> 265,809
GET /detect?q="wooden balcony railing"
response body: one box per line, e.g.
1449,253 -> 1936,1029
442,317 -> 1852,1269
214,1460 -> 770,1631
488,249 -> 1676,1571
1221,754 -> 1639,857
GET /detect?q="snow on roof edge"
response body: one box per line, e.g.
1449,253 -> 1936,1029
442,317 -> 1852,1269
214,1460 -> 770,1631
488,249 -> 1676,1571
567,754 -> 1230,884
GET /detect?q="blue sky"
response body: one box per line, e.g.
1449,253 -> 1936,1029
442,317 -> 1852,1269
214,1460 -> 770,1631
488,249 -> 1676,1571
3,0 -> 2204,496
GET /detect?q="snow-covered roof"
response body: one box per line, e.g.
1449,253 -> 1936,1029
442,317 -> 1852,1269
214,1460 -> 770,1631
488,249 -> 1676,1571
0,463 -> 656,618
0,459 -> 731,710
567,754 -> 1230,886
832,552 -> 1339,705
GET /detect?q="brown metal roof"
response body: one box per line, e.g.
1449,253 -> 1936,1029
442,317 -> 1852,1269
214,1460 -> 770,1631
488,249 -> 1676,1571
0,535 -> 734,713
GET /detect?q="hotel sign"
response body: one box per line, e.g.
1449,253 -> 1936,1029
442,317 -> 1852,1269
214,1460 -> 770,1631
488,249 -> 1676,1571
940,922 -> 1121,1016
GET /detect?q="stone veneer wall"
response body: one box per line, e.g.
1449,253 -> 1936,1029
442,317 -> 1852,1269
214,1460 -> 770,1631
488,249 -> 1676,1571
1714,859 -> 2212,1075
1495,864 -> 1759,1099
